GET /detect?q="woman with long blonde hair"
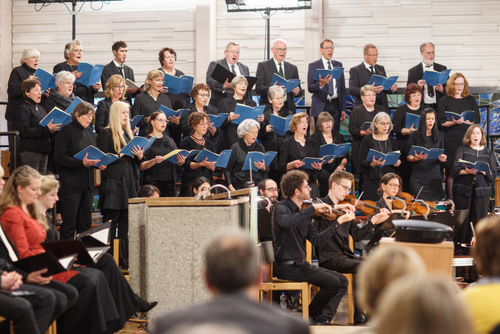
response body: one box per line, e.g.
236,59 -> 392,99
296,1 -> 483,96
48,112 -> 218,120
97,101 -> 143,258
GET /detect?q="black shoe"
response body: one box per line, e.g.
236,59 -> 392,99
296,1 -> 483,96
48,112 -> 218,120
315,321 -> 334,326
354,313 -> 368,325
138,301 -> 157,313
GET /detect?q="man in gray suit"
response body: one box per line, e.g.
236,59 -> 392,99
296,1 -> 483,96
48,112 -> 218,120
206,42 -> 250,113
153,231 -> 310,334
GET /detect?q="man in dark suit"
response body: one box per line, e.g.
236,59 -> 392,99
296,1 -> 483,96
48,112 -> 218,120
153,231 -> 310,334
307,38 -> 346,134
256,39 -> 303,113
349,43 -> 397,111
100,41 -> 138,102
206,42 -> 250,113
407,42 -> 447,110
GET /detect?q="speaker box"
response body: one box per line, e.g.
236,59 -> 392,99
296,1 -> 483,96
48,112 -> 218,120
393,220 -> 453,244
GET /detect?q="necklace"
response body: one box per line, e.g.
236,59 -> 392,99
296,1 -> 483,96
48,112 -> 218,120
191,134 -> 205,147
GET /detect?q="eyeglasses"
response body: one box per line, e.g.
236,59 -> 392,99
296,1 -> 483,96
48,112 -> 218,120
363,93 -> 376,98
226,50 -> 240,55
454,82 -> 465,86
72,49 -> 84,54
198,93 -> 210,98
153,79 -> 165,84
377,122 -> 391,127
265,187 -> 279,193
274,48 -> 287,52
322,46 -> 334,50
366,53 -> 378,57
114,86 -> 126,90
237,82 -> 248,86
335,182 -> 352,193
387,183 -> 400,189
155,118 -> 167,123
164,55 -> 176,60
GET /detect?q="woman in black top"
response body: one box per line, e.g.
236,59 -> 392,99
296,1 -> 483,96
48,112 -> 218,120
158,47 -> 190,110
97,101 -> 144,242
437,72 -> 480,199
54,101 -> 103,240
217,76 -> 263,152
95,74 -> 127,134
407,108 -> 446,201
53,40 -> 101,103
224,119 -> 267,191
132,69 -> 179,140
359,112 -> 401,201
16,79 -> 60,174
140,111 -> 185,197
180,83 -> 218,142
452,124 -> 496,243
279,112 -> 322,199
392,83 -> 425,192
312,112 -> 349,197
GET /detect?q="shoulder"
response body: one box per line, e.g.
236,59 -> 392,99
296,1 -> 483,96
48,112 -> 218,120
103,61 -> 115,69
408,63 -> 421,73
0,206 -> 24,222
350,63 -> 364,72
175,69 -> 185,76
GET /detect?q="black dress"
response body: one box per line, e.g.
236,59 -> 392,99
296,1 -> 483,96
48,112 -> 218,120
53,62 -> 95,103
159,68 -> 191,111
217,95 -> 256,152
180,103 -> 219,144
392,104 -> 426,192
452,145 -> 497,242
437,95 -> 480,169
179,135 -> 216,197
142,134 -> 178,197
358,134 -> 398,201
223,138 -> 267,190
407,131 -> 445,201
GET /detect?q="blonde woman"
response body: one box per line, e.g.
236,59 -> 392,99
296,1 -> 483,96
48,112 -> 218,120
97,101 -> 144,245
95,74 -> 127,134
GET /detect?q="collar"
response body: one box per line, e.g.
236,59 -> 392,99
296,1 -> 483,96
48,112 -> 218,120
273,58 -> 284,69
22,62 -> 37,74
363,61 -> 374,70
322,57 -> 333,68
113,60 -> 124,68
226,60 -> 237,69
422,62 -> 433,70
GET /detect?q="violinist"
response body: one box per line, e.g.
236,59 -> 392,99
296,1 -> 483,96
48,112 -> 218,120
407,108 -> 446,201
374,173 -> 410,219
272,170 -> 351,325
314,171 -> 389,324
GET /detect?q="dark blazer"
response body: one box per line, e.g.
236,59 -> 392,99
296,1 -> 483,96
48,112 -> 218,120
407,62 -> 447,102
349,63 -> 390,110
256,58 -> 302,113
101,61 -> 135,87
153,292 -> 310,334
307,59 -> 346,117
206,58 -> 250,111
6,63 -> 37,122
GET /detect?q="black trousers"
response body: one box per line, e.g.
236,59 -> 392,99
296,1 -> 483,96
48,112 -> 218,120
275,262 -> 348,323
59,191 -> 93,240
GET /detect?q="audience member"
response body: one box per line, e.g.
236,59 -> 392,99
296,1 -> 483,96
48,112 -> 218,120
137,184 -> 161,198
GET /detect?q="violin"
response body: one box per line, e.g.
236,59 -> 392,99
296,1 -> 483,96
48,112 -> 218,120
340,194 -> 380,216
389,192 -> 443,218
301,200 -> 347,221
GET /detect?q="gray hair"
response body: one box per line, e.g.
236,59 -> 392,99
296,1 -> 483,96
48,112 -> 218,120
237,119 -> 260,138
268,86 -> 285,100
272,38 -> 288,48
363,43 -> 377,55
420,42 -> 435,52
20,48 -> 40,65
64,40 -> 82,60
370,112 -> 393,134
231,75 -> 248,90
361,85 -> 377,96
55,71 -> 75,86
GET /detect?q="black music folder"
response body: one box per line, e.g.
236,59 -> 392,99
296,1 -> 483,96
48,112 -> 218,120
14,251 -> 77,276
211,63 -> 258,90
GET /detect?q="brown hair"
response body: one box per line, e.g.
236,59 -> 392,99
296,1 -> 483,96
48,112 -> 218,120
288,112 -> 309,133
377,173 -> 402,195
328,171 -> 354,190
404,83 -> 423,104
462,124 -> 486,146
445,72 -> 470,97
188,112 -> 209,129
316,112 -> 334,132
191,83 -> 210,99
21,79 -> 41,96
147,110 -> 165,134
112,41 -> 127,52
320,38 -> 334,48
474,215 -> 500,276
71,101 -> 95,121
158,47 -> 177,66
280,170 -> 308,199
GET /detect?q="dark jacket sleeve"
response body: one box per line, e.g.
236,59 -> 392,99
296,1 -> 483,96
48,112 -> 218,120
16,105 -> 49,138
54,125 -> 85,169
95,99 -> 109,134
392,106 -> 406,135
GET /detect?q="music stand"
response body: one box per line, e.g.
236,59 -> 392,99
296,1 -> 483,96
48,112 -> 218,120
406,209 -> 469,237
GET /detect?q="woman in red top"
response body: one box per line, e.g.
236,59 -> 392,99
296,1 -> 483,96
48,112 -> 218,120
0,166 -> 119,334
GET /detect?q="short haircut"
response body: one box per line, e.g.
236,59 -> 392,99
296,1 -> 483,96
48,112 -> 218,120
112,41 -> 127,52
363,43 -> 377,54
320,38 -> 334,48
237,119 -> 260,138
280,170 -> 308,199
360,85 -> 377,96
288,112 -> 309,133
462,123 -> 486,146
316,111 -> 334,132
188,111 -> 209,129
356,244 -> 425,317
257,178 -> 272,192
369,112 -> 393,134
64,40 -> 81,60
144,69 -> 164,91
267,85 -> 285,100
419,42 -> 435,52
230,76 -> 248,90
328,170 -> 354,189
104,74 -> 126,100
21,78 -> 41,96
20,47 -> 40,65
137,184 -> 160,198
377,172 -> 402,195
272,38 -> 287,48
445,72 -> 469,98
191,176 -> 211,195
205,231 -> 260,293
474,215 -> 500,276
71,101 -> 95,121
191,83 -> 210,98
404,82 -> 423,104
55,71 -> 75,86
226,42 -> 240,50
158,47 -> 177,66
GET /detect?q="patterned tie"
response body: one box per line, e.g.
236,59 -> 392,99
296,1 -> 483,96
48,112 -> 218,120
231,65 -> 236,75
278,63 -> 284,77
425,64 -> 435,97
327,61 -> 334,96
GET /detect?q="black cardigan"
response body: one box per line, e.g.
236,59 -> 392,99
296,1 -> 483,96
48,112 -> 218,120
16,99 -> 51,154
6,63 -> 37,122
223,138 -> 267,190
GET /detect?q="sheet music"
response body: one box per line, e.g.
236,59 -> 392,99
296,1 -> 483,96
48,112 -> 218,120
92,229 -> 109,245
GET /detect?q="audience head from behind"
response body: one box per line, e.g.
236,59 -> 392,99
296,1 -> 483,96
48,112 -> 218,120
446,72 -> 470,98
420,42 -> 435,66
20,47 -> 40,68
374,275 -> 473,334
363,43 -> 378,66
257,178 -> 279,204
137,184 -> 161,198
357,244 -> 425,317
204,231 -> 261,295
104,74 -> 126,101
166,323 -> 251,334
224,42 -> 240,66
111,40 -> 128,65
191,176 -> 211,198
271,38 -> 288,63
473,215 -> 500,277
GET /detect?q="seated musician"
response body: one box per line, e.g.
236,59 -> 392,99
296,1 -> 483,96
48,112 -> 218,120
272,170 -> 354,325
314,171 -> 390,324
374,173 -> 410,219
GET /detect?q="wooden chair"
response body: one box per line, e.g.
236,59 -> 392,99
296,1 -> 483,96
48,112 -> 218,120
0,317 -> 56,334
113,239 -> 130,281
258,240 -> 316,320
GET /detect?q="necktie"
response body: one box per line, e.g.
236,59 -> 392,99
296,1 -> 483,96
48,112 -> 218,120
327,61 -> 334,96
117,66 -> 124,78
278,63 -> 284,77
425,65 -> 434,97
370,66 -> 375,74
0,225 -> 18,262
231,65 -> 236,75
